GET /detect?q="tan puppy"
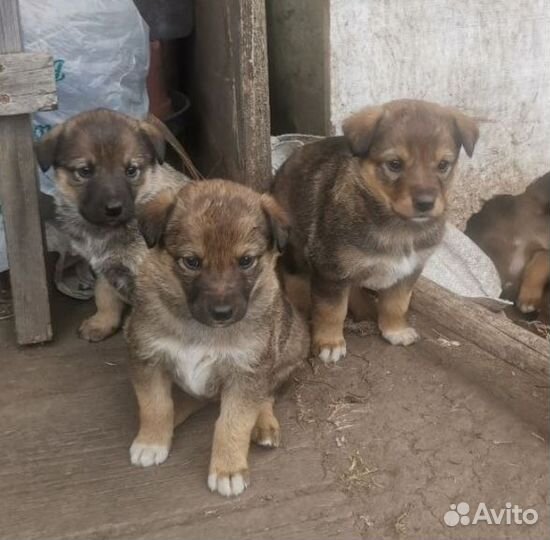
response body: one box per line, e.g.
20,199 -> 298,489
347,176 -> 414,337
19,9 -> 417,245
125,180 -> 310,497
34,109 -> 189,341
272,99 -> 478,362
466,172 -> 549,316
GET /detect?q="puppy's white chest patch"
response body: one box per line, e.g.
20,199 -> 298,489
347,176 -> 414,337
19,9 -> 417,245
360,252 -> 422,290
149,337 -> 253,397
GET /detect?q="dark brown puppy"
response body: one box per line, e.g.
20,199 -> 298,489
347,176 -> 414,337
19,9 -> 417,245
125,180 -> 310,497
272,99 -> 478,362
466,172 -> 550,316
35,109 -> 188,341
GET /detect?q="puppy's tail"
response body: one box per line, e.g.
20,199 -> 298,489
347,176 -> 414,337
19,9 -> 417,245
146,113 -> 203,180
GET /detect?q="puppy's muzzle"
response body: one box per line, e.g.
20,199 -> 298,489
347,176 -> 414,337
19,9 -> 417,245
209,304 -> 234,323
413,193 -> 436,213
105,200 -> 124,218
79,179 -> 135,226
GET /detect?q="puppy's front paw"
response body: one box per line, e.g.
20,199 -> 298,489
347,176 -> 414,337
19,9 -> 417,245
517,289 -> 540,314
517,301 -> 537,314
78,314 -> 119,342
313,339 -> 347,364
382,327 -> 420,346
130,441 -> 170,467
208,469 -> 249,497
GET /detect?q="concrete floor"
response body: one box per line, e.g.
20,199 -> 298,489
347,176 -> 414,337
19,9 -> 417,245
0,292 -> 548,539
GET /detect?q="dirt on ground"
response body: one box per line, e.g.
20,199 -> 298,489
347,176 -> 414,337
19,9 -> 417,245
0,293 -> 548,539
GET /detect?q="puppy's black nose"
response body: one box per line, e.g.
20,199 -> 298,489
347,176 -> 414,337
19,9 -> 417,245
413,195 -> 435,213
105,201 -> 123,217
210,304 -> 233,322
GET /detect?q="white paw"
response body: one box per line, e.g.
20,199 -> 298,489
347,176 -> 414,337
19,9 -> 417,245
78,315 -> 118,342
517,302 -> 537,314
208,472 -> 247,497
254,431 -> 280,447
318,344 -> 347,364
252,420 -> 281,448
256,436 -> 277,448
130,441 -> 169,467
383,327 -> 420,346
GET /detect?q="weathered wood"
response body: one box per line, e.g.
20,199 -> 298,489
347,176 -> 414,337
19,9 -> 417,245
0,295 -> 547,539
192,0 -> 271,189
0,298 -> 360,540
228,0 -> 271,187
412,277 -> 549,379
0,52 -> 57,115
0,0 -> 52,344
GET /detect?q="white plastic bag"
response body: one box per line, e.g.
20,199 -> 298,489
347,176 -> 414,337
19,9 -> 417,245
0,0 -> 149,272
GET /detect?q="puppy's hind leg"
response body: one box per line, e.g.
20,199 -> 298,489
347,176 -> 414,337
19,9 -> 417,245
251,398 -> 280,448
517,250 -> 550,313
79,275 -> 125,341
348,285 -> 378,321
172,386 -> 208,428
282,272 -> 311,316
311,274 -> 350,363
130,364 -> 174,467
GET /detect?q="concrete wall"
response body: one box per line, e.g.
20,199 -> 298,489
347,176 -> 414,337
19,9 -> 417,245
328,0 -> 550,226
268,0 -> 550,227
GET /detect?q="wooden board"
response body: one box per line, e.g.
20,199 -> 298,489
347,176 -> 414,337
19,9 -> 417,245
192,0 -> 271,190
412,278 -> 549,380
0,296 -> 360,540
0,0 -> 52,344
0,293 -> 547,539
0,52 -> 57,115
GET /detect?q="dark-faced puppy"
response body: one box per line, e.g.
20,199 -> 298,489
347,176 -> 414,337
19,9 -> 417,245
125,180 -> 310,497
466,172 -> 550,317
272,99 -> 479,362
34,109 -> 188,341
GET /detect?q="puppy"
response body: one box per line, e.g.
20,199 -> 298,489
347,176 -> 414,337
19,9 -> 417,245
272,99 -> 479,362
466,172 -> 549,316
125,180 -> 310,497
35,109 -> 189,341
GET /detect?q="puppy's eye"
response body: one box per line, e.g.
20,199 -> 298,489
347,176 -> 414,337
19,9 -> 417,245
438,160 -> 451,173
178,256 -> 202,271
125,165 -> 139,179
75,166 -> 93,180
386,159 -> 403,173
238,255 -> 256,270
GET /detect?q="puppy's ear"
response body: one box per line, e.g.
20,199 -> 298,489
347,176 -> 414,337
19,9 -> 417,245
139,121 -> 166,165
138,190 -> 176,248
452,111 -> 479,158
342,106 -> 384,156
260,194 -> 290,253
34,124 -> 64,172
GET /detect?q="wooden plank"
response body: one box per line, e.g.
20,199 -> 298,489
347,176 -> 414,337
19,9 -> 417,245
0,0 -> 23,52
412,277 -> 548,379
1,295 -> 548,539
228,0 -> 271,187
0,0 -> 52,344
0,52 -> 57,115
0,320 -> 359,540
192,0 -> 271,189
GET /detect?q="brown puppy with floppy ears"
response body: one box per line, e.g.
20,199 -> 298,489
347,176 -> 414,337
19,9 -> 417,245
34,109 -> 189,341
272,99 -> 479,363
466,172 -> 550,316
125,180 -> 310,497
